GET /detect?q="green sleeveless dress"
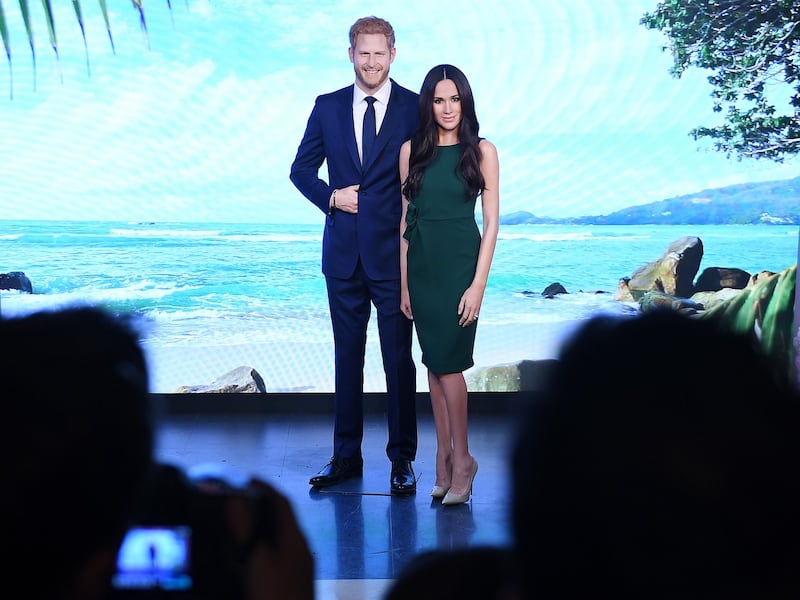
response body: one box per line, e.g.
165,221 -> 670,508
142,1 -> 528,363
404,144 -> 480,373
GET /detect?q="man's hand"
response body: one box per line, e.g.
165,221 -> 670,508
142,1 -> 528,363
333,184 -> 361,213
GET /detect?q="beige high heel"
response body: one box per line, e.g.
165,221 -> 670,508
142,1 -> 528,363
442,459 -> 478,505
430,485 -> 450,498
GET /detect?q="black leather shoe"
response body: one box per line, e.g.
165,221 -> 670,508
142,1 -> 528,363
309,456 -> 363,487
390,459 -> 416,495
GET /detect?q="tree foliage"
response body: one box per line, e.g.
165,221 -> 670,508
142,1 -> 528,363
641,0 -> 800,161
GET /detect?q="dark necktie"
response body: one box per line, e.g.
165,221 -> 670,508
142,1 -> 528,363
362,96 -> 376,166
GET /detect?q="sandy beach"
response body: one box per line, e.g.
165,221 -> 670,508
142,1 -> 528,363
145,319 -> 586,394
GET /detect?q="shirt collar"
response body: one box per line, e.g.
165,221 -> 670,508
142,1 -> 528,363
353,79 -> 392,107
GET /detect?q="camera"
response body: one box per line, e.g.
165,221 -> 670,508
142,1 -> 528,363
110,462 -> 275,599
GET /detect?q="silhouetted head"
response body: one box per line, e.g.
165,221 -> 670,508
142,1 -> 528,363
511,309 -> 800,599
1,306 -> 155,598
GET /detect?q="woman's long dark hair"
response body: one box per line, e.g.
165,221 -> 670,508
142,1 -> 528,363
403,64 -> 484,201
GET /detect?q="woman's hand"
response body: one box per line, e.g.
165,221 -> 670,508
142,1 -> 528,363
458,285 -> 484,327
401,286 -> 413,320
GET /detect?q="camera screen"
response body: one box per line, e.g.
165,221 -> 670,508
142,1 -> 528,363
112,525 -> 192,592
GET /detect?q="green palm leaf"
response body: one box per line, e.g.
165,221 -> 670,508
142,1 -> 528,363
18,0 -> 36,92
97,0 -> 115,54
71,0 -> 89,75
0,0 -> 13,99
2,0 -> 176,99
40,0 -> 61,83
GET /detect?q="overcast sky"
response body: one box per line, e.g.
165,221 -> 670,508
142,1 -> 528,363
1,0 -> 796,224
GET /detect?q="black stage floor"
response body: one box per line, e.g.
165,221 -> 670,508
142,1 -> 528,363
153,392 -> 530,599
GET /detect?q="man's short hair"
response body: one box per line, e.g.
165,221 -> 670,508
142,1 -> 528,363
349,15 -> 395,49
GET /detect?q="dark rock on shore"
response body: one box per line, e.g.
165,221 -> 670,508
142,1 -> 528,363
467,359 -> 558,393
542,282 -> 568,298
625,236 -> 703,300
638,291 -> 705,315
175,365 -> 266,394
694,267 -> 751,292
0,271 -> 32,293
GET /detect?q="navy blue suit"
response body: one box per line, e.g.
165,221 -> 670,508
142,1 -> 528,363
290,80 -> 418,462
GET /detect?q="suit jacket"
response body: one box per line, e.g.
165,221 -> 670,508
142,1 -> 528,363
290,80 -> 419,280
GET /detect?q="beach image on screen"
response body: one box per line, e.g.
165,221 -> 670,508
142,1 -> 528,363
1,1 -> 797,393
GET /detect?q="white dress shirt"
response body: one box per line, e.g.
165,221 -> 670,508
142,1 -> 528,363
353,80 -> 392,164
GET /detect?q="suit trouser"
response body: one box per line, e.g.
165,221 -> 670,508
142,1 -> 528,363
325,262 -> 417,462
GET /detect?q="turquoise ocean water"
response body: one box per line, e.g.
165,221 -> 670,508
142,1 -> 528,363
1,221 -> 797,392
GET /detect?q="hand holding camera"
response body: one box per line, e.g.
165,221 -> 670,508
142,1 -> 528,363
111,463 -> 313,600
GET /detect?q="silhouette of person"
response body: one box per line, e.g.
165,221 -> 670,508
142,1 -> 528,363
383,545 -> 516,600
1,306 -> 314,600
510,309 -> 800,599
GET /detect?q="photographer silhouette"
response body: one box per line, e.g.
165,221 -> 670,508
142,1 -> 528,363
0,306 -> 313,600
